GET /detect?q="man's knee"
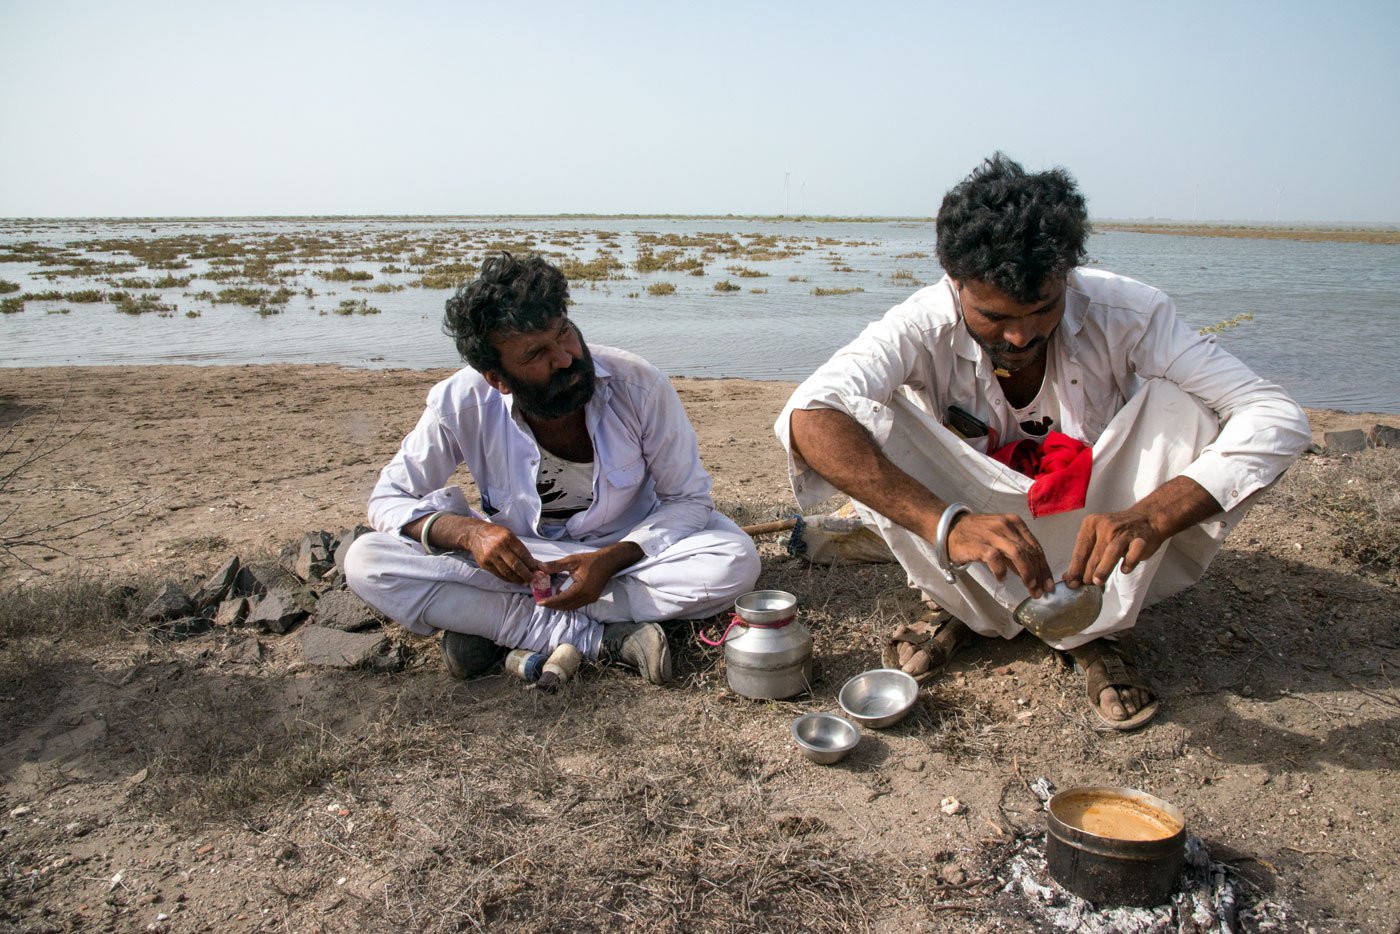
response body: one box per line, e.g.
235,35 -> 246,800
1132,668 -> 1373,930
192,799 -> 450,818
709,530 -> 762,598
342,531 -> 404,605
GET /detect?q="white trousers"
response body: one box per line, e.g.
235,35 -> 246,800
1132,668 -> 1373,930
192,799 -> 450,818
862,379 -> 1255,651
343,512 -> 761,658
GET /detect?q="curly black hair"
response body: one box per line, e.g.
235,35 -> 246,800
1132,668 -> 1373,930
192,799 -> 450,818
443,252 -> 570,372
935,153 -> 1089,303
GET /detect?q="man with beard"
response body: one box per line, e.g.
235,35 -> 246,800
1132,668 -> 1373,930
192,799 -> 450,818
777,154 -> 1309,729
346,253 -> 760,684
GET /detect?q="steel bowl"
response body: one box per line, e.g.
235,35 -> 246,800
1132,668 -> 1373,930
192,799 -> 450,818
734,589 -> 798,625
1014,582 -> 1104,642
838,668 -> 919,728
790,712 -> 860,765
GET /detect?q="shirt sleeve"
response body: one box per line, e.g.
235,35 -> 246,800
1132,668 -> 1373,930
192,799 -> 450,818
619,373 -> 716,557
1128,291 -> 1311,511
773,305 -> 932,509
367,403 -> 486,535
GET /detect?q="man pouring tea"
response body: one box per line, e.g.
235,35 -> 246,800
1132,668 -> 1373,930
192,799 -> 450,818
777,154 -> 1309,729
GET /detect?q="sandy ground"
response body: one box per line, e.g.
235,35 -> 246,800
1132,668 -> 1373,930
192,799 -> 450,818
1,364 -> 1397,932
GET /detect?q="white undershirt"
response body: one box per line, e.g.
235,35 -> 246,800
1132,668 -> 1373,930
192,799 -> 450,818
1006,352 -> 1063,444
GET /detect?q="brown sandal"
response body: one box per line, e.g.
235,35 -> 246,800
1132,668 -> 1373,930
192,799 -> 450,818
1068,639 -> 1160,731
882,610 -> 971,684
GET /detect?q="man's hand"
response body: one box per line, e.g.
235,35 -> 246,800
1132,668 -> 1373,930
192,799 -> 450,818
403,513 -> 540,584
1064,507 -> 1166,588
946,512 -> 1055,598
538,542 -> 645,612
1063,476 -> 1224,588
461,521 -> 539,584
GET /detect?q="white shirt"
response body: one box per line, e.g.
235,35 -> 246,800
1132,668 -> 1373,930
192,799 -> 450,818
775,269 -> 1311,513
369,345 -> 716,557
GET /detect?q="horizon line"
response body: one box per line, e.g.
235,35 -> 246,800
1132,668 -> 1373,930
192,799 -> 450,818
0,213 -> 1396,231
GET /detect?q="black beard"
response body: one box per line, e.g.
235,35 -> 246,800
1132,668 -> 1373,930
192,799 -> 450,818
502,339 -> 596,420
966,324 -> 1053,373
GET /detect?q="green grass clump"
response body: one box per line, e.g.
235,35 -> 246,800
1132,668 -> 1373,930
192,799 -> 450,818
354,283 -> 405,293
1199,312 -> 1255,335
724,265 -> 768,278
1,297 -> 23,314
0,280 -> 19,294
112,292 -> 173,315
412,262 -> 477,290
65,289 -> 106,303
714,280 -> 741,293
749,288 -> 768,294
214,286 -> 295,307
788,275 -> 809,283
318,266 -> 374,282
890,269 -> 918,281
812,286 -> 864,296
561,254 -> 624,282
335,298 -> 381,316
646,282 -> 676,296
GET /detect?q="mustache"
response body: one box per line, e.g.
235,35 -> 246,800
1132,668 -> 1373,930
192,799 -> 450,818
986,336 -> 1046,354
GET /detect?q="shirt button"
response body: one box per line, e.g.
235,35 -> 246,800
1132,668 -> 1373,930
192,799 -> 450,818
1071,379 -> 1078,385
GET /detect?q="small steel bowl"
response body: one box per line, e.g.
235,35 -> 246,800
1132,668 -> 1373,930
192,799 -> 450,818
735,589 -> 798,625
839,668 -> 919,728
790,712 -> 860,765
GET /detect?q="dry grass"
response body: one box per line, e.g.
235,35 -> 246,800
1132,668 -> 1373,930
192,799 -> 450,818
1271,447 -> 1400,584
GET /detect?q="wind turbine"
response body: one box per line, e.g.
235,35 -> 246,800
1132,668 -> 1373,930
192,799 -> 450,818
784,168 -> 791,216
1274,187 -> 1283,224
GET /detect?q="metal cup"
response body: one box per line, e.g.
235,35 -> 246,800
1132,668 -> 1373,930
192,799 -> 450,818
1014,581 -> 1103,641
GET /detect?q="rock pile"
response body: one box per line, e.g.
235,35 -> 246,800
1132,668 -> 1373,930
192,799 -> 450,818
1322,422 -> 1399,454
139,526 -> 402,671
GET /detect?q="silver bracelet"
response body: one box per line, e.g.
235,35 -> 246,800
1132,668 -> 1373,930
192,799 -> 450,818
933,502 -> 972,584
419,510 -> 449,556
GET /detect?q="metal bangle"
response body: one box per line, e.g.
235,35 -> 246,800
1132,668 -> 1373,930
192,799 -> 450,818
934,502 -> 972,584
419,510 -> 448,556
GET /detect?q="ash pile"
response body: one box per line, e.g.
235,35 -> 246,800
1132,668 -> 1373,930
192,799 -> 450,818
995,779 -> 1306,934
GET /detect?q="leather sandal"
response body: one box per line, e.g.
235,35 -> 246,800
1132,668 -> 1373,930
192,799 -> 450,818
882,610 -> 971,684
1067,638 -> 1160,731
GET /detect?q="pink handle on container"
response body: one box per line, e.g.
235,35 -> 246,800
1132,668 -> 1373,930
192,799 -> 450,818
698,613 -> 795,647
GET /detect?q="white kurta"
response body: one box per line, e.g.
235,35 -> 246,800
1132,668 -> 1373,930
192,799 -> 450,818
347,345 -> 760,655
775,270 -> 1310,649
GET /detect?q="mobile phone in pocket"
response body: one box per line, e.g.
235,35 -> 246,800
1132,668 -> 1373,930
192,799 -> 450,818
946,405 -> 990,440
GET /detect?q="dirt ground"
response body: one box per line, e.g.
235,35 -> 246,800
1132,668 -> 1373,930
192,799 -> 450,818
0,365 -> 1396,932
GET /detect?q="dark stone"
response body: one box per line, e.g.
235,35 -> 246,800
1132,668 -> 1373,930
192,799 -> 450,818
295,531 -> 335,582
298,625 -> 387,669
311,590 -> 380,632
333,525 -> 373,573
214,597 -> 248,627
194,556 -> 241,609
369,644 -> 406,673
1324,429 -> 1370,453
224,636 -> 262,665
152,616 -> 212,640
234,563 -> 302,599
143,583 -> 196,623
248,591 -> 312,634
1369,424 -> 1400,448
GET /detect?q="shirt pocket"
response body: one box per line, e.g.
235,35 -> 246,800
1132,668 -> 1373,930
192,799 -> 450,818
604,460 -> 645,490
482,486 -> 511,518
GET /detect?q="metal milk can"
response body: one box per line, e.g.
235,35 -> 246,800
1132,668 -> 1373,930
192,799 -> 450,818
719,590 -> 813,700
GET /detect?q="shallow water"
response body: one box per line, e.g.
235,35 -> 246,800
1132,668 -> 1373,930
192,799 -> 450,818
1,217 -> 1396,412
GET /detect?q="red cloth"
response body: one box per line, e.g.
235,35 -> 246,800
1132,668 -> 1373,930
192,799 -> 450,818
990,431 -> 1093,518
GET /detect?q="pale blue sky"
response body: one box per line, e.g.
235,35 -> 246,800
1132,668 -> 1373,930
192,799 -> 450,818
2,0 -> 1397,221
